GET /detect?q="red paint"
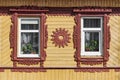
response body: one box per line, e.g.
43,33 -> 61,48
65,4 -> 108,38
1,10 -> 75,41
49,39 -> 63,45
73,8 -> 112,13
51,28 -> 71,48
73,14 -> 81,67
10,12 -> 47,69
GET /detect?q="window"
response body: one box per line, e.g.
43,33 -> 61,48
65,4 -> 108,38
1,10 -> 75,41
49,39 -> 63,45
18,18 -> 40,57
73,14 -> 110,67
10,13 -> 47,67
81,17 -> 103,56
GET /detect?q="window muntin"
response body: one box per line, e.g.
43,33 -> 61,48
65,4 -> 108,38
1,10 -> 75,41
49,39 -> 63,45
81,17 -> 103,56
18,18 -> 40,57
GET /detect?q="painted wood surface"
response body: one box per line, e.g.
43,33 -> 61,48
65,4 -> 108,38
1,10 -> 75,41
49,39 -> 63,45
0,15 -> 120,79
0,69 -> 119,80
0,0 -> 120,7
0,15 -> 120,67
45,15 -> 76,67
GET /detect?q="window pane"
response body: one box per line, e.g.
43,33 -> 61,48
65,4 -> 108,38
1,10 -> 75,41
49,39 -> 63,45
85,32 -> 99,51
21,19 -> 39,30
21,24 -> 39,30
84,19 -> 101,28
21,19 -> 39,24
21,33 -> 39,54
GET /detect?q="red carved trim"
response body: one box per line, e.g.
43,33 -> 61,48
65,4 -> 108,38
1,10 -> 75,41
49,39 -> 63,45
115,69 -> 120,72
75,68 -> 109,72
10,12 -> 47,69
11,69 -> 46,72
103,14 -> 110,67
0,67 -> 120,72
81,62 -> 102,66
0,69 -> 4,72
81,58 -> 103,65
9,9 -> 49,13
73,14 -> 81,67
17,59 -> 40,66
73,8 -> 112,13
51,28 -> 71,48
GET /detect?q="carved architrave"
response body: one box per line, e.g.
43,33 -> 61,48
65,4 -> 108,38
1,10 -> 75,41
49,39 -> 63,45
81,58 -> 103,66
10,10 -> 48,69
73,8 -> 112,13
103,14 -> 110,67
73,13 -> 110,67
73,14 -> 81,67
75,68 -> 109,72
51,28 -> 71,48
11,68 -> 46,72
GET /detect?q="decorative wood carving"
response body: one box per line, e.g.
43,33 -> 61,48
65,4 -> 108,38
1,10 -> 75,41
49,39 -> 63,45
11,68 -> 46,72
0,69 -> 4,72
103,14 -> 110,67
73,8 -> 112,13
80,58 -> 103,65
10,11 -> 48,69
17,59 -> 40,66
115,69 -> 120,72
73,14 -> 81,67
73,13 -> 110,67
51,28 -> 71,48
81,62 -> 102,66
75,68 -> 109,72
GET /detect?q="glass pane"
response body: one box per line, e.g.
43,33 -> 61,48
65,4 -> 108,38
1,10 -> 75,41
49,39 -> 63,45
84,18 -> 101,28
85,32 -> 99,51
21,33 -> 39,54
21,24 -> 39,30
21,19 -> 39,24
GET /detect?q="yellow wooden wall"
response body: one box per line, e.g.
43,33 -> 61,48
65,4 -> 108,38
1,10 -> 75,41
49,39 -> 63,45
0,69 -> 120,80
0,16 -> 12,67
45,15 -> 76,67
107,16 -> 120,67
1,15 -> 120,79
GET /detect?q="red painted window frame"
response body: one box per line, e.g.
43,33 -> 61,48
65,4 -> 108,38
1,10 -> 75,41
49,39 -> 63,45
73,9 -> 111,67
10,9 -> 48,68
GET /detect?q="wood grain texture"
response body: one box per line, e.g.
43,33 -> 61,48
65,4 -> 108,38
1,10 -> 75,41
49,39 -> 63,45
0,69 -> 119,80
0,0 -> 120,7
107,16 -> 120,67
0,15 -> 120,67
45,15 -> 76,67
0,16 -> 12,67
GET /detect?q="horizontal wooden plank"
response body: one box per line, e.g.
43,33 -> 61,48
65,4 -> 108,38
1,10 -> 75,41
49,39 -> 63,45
46,56 -> 74,61
0,0 -> 120,7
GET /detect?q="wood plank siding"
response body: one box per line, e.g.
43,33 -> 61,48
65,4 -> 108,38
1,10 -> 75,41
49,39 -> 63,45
0,0 -> 120,7
0,69 -> 119,80
0,0 -> 120,78
0,15 -> 120,67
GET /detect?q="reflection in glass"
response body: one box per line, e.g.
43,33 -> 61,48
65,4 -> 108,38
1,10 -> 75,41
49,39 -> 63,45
84,19 -> 101,28
85,32 -> 99,51
21,33 -> 39,54
21,24 -> 39,30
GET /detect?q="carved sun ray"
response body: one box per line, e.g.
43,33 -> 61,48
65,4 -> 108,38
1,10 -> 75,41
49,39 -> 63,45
51,28 -> 71,48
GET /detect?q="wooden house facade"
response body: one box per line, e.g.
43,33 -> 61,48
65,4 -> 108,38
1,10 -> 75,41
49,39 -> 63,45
0,0 -> 120,80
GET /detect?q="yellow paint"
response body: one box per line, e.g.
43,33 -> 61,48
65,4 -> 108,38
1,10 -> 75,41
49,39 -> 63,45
1,15 -> 120,67
0,16 -> 12,67
0,15 -> 120,79
0,69 -> 119,80
45,15 -> 76,67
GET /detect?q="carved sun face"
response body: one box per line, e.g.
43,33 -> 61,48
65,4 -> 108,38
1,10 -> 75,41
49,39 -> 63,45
51,28 -> 71,48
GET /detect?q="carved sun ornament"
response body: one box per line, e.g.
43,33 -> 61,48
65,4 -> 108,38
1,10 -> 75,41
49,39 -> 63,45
51,28 -> 71,48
